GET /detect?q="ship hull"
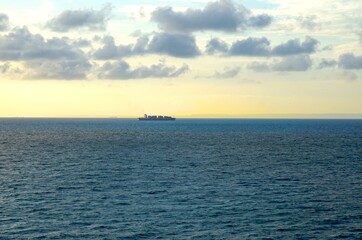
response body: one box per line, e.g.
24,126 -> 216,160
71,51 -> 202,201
138,118 -> 176,121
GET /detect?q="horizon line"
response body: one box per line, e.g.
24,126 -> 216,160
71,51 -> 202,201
1,113 -> 362,120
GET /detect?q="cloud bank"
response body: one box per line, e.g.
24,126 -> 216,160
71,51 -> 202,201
1,0 -> 360,80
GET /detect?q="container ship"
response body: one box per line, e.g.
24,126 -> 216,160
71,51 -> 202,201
138,114 -> 176,121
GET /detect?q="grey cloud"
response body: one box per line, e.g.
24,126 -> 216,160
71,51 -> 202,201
248,53 -> 362,73
93,35 -> 102,42
25,59 -> 91,80
248,14 -> 272,28
0,13 -> 10,31
229,37 -> 270,56
46,4 -> 112,32
0,27 -> 92,79
93,35 -> 149,59
213,66 -> 241,78
272,36 -> 319,56
148,32 -> 200,58
0,27 -> 86,61
247,62 -> 270,72
97,60 -> 189,80
151,0 -> 272,33
338,53 -> 362,69
133,35 -> 149,53
95,33 -> 318,60
272,55 -> 312,72
318,58 -> 337,69
71,39 -> 91,48
93,32 -> 200,59
93,36 -> 133,59
296,15 -> 321,30
208,36 -> 319,57
170,64 -> 190,77
206,38 -> 228,55
129,30 -> 157,39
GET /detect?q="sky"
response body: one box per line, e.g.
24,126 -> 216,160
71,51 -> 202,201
1,0 -> 362,118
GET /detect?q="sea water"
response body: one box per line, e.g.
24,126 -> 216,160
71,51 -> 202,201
0,119 -> 361,239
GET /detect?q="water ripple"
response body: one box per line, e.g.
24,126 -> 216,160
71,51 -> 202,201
0,119 -> 361,239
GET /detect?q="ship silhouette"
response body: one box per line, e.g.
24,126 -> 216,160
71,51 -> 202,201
138,114 -> 176,121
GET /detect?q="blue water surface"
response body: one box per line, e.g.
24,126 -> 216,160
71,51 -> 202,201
0,118 -> 361,239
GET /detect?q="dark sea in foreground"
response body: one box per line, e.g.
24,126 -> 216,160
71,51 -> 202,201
0,118 -> 361,239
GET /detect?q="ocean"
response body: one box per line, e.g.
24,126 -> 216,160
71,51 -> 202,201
0,118 -> 361,239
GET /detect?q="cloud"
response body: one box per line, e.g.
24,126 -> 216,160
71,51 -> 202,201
248,14 -> 273,28
272,36 -> 319,56
206,38 -> 228,55
93,32 -> 200,59
296,15 -> 321,30
133,35 -> 149,54
0,13 -> 9,31
338,53 -> 362,69
0,27 -> 91,79
71,39 -> 91,48
97,60 -> 189,80
206,36 -> 319,56
340,71 -> 358,81
151,0 -> 272,33
46,4 -> 112,32
272,55 -> 312,72
93,36 -> 134,59
94,33 -> 318,60
148,32 -> 201,58
247,56 -> 313,72
25,59 -> 92,80
229,37 -> 271,56
0,62 -> 10,74
0,27 -> 86,61
322,45 -> 333,51
0,62 -> 23,76
247,62 -> 270,72
213,66 -> 241,78
318,58 -> 337,69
